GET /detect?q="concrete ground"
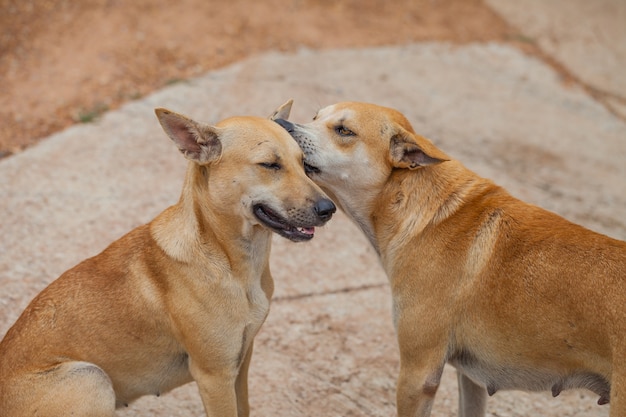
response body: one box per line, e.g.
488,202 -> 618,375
1,2 -> 624,416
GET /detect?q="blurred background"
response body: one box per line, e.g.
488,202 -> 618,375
3,0 -> 623,159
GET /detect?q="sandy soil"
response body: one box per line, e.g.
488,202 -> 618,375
0,0 -> 537,158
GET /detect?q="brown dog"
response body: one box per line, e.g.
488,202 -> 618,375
274,101 -> 626,417
0,105 -> 335,416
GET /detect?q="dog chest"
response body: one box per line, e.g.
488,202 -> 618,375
114,351 -> 192,407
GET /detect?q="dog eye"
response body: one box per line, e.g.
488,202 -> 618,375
259,162 -> 282,170
335,126 -> 355,137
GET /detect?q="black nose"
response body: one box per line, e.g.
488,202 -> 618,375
314,198 -> 336,221
274,118 -> 295,133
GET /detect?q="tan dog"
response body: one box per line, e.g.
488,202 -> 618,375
0,106 -> 335,417
274,101 -> 626,417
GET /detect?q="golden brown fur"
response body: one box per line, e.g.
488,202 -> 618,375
274,101 -> 626,417
0,104 -> 335,416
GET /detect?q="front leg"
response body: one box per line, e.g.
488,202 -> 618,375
396,356 -> 446,417
235,341 -> 254,417
395,308 -> 449,417
181,311 -> 247,417
610,361 -> 626,417
190,359 -> 239,417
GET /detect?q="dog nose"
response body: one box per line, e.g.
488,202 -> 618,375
314,198 -> 336,221
274,118 -> 295,133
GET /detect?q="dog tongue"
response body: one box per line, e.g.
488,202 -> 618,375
298,227 -> 315,235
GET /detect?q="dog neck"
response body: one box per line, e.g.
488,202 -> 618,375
322,187 -> 380,253
369,161 -> 492,270
150,164 -> 272,276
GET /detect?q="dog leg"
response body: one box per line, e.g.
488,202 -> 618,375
190,362 -> 240,417
3,361 -> 116,417
396,359 -> 445,417
235,342 -> 254,417
394,301 -> 450,416
395,325 -> 447,417
610,362 -> 625,417
457,371 -> 487,417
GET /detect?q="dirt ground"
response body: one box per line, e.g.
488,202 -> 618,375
0,0 -> 549,158
1,2 -> 624,416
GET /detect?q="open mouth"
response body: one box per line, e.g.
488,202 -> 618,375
253,204 -> 315,242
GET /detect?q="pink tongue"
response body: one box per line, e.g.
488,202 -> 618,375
300,227 -> 315,235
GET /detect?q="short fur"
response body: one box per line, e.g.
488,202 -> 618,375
274,101 -> 626,417
0,103 -> 335,417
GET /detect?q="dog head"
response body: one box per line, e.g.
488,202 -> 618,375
273,101 -> 449,217
155,106 -> 335,242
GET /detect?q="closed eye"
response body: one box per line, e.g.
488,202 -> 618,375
335,125 -> 355,137
259,162 -> 282,170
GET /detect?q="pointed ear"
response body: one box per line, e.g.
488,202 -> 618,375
155,108 -> 222,165
268,99 -> 293,121
389,129 -> 449,170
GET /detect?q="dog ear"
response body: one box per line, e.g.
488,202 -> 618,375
389,129 -> 449,170
269,99 -> 293,121
155,108 -> 222,165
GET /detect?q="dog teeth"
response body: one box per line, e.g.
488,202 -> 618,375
297,227 -> 315,235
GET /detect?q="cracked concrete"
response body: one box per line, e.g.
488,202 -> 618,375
486,0 -> 626,120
